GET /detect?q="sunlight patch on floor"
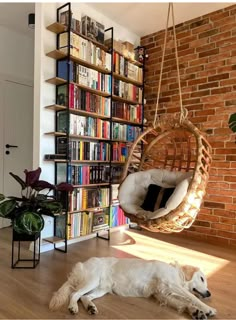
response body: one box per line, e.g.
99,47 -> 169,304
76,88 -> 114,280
112,230 -> 229,277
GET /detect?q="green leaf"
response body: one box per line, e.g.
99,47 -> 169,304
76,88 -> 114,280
0,199 -> 16,218
13,211 -> 44,235
0,194 -> 5,201
9,172 -> 26,190
40,200 -> 63,215
229,113 -> 236,133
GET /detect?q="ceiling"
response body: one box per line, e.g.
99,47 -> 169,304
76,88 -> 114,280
88,2 -> 234,37
0,2 -> 234,38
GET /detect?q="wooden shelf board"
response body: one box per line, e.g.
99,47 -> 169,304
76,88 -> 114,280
70,109 -> 110,120
73,82 -> 111,97
112,95 -> 140,105
46,22 -> 67,34
46,77 -> 67,85
112,117 -> 142,126
45,131 -> 67,136
71,55 -> 111,74
111,161 -> 126,164
73,183 -> 110,188
43,236 -> 65,244
113,72 -> 142,87
69,134 -> 110,141
71,160 -> 110,164
46,50 -> 111,74
69,206 -> 109,214
45,104 -> 66,111
45,105 -> 110,120
113,49 -> 143,67
46,50 -> 67,60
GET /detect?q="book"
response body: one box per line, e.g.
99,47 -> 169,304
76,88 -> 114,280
81,15 -> 105,44
57,111 -> 68,133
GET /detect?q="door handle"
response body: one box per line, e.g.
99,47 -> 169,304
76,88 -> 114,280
5,144 -> 18,148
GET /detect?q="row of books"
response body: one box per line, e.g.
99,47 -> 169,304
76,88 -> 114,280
112,142 -> 129,162
67,208 -> 109,239
56,137 -> 130,162
55,205 -> 128,239
112,101 -> 143,123
70,140 -> 110,161
113,78 -> 142,103
59,32 -> 111,71
69,187 -> 110,212
113,51 -> 143,82
57,163 -> 110,185
57,112 -> 110,139
56,163 -> 124,185
110,205 -> 129,227
57,84 -> 111,116
58,61 -> 112,93
112,122 -> 142,141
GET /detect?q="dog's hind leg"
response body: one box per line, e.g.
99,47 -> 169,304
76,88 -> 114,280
68,277 -> 100,315
80,288 -> 108,315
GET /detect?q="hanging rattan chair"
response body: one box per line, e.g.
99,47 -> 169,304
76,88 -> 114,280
118,4 -> 212,233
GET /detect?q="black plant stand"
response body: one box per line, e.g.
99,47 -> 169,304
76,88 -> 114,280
11,230 -> 41,269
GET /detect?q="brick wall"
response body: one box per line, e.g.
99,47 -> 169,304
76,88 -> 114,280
141,4 -> 236,247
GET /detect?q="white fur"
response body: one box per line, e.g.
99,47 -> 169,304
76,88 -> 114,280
49,257 -> 216,319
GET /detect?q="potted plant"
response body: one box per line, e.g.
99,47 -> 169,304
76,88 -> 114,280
229,113 -> 236,134
0,167 -> 73,236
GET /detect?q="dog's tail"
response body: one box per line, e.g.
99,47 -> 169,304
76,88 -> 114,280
49,280 -> 73,311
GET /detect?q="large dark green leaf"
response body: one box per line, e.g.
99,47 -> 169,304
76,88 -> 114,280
229,113 -> 236,133
40,200 -> 63,215
13,211 -> 44,235
9,172 -> 26,190
0,194 -> 5,201
0,199 -> 16,218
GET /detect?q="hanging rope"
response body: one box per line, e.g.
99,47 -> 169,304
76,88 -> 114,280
153,3 -> 186,127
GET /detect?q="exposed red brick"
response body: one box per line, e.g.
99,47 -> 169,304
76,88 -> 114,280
141,4 -> 236,246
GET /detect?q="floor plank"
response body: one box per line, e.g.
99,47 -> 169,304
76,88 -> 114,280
0,226 -> 235,319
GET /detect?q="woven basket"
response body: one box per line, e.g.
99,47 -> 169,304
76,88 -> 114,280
120,116 -> 212,233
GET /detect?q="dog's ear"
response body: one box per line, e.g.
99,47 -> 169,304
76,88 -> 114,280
181,265 -> 200,281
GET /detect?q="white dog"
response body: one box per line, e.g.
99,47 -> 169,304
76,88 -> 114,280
49,257 -> 216,319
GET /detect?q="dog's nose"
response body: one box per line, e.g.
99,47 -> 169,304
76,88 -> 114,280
206,290 -> 211,297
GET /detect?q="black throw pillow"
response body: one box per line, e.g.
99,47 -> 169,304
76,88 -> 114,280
141,184 -> 162,212
159,188 -> 175,208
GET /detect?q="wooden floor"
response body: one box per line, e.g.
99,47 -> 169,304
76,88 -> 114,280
0,226 -> 235,319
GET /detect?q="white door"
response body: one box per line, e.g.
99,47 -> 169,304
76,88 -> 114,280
0,80 -> 33,228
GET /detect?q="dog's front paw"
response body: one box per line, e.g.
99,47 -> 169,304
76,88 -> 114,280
68,303 -> 79,315
88,304 -> 98,315
206,307 -> 217,317
192,309 -> 208,320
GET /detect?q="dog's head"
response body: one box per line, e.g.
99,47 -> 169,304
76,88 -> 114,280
181,265 -> 211,299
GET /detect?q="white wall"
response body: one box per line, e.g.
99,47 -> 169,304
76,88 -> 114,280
0,26 -> 34,81
34,3 -> 140,242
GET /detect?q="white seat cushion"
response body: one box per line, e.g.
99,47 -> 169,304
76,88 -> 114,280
118,169 -> 192,220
